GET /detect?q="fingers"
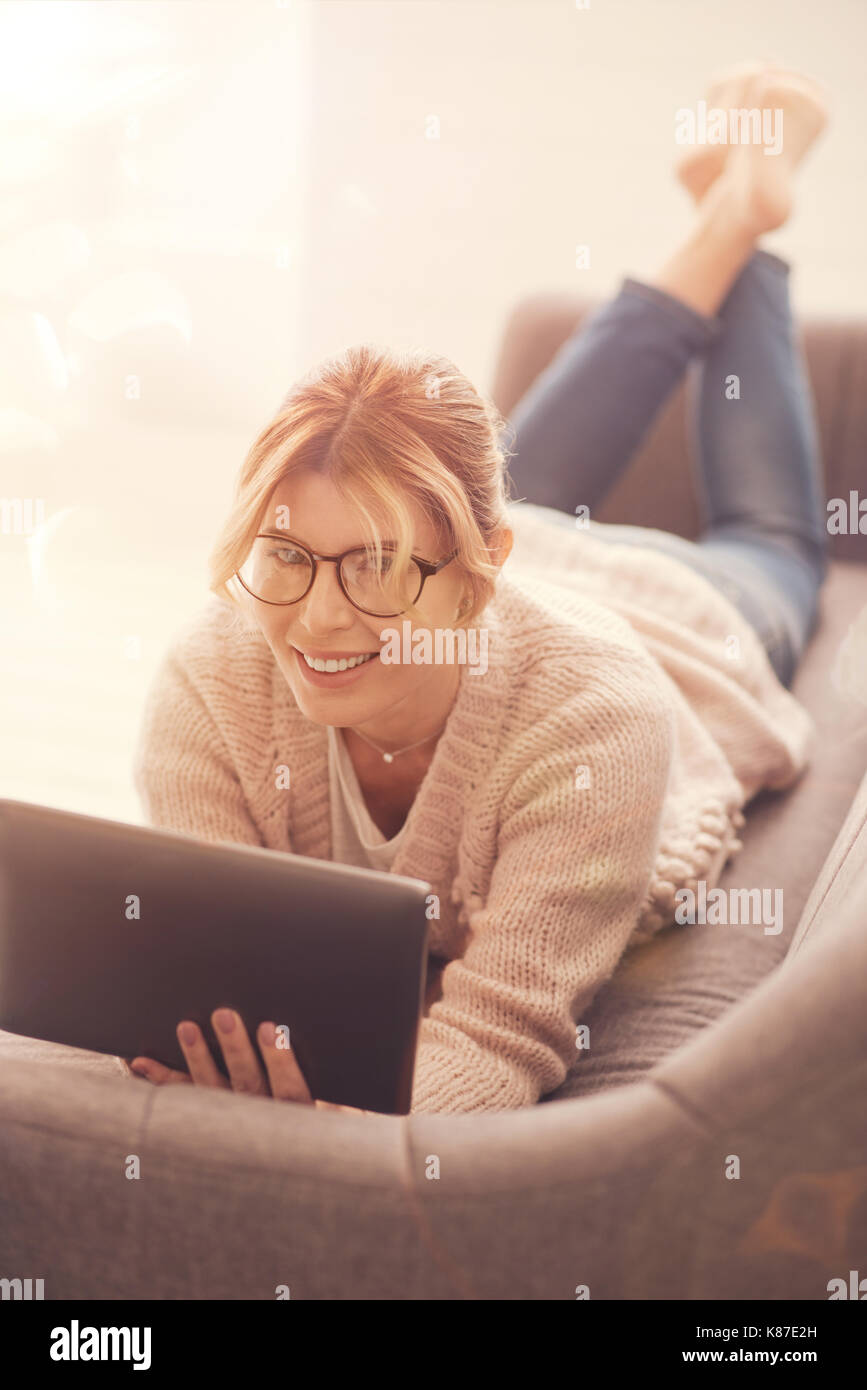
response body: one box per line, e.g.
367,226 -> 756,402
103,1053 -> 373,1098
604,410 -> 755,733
132,1014 -> 317,1105
201,1011 -> 268,1095
130,1057 -> 193,1086
131,1013 -> 266,1095
257,1021 -> 314,1103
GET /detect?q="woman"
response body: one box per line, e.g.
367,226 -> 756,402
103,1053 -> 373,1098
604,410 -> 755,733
131,64 -> 829,1114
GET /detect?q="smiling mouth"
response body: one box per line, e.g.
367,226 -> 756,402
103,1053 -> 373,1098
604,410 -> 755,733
295,648 -> 379,673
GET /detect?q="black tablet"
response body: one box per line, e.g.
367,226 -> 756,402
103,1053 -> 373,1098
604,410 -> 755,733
0,798 -> 431,1114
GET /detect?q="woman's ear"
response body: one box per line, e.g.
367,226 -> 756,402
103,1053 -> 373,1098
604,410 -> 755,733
489,526 -> 514,569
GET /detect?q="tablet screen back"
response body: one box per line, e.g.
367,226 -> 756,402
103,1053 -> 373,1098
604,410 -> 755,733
0,798 -> 431,1113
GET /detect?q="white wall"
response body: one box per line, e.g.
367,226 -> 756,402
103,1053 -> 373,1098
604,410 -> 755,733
0,0 -> 313,819
1,0 -> 864,822
303,0 -> 867,394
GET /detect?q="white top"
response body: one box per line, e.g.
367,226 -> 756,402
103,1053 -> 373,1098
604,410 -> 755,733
326,724 -> 410,870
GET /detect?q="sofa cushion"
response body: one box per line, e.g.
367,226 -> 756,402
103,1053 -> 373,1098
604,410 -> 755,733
787,762 -> 867,960
0,1028 -> 131,1080
543,562 -> 867,1102
0,1056 -> 433,1300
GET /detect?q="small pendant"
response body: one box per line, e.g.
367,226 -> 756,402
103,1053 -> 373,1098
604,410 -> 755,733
383,751 -> 394,763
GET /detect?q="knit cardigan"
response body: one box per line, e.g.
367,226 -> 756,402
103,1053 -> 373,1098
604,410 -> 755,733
131,504 -> 815,1115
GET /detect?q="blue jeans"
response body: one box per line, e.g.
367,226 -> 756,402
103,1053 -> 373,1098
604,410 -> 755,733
500,249 -> 829,687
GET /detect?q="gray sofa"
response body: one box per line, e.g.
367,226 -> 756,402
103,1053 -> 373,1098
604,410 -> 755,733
1,298 -> 866,1300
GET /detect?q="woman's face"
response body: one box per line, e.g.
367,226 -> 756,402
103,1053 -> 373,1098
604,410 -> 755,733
243,469 -> 474,746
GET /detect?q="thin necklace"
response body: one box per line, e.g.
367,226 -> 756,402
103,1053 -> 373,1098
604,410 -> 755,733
340,598 -> 468,764
348,722 -> 448,765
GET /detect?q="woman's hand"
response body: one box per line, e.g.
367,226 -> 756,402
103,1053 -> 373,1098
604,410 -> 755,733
129,1010 -> 366,1114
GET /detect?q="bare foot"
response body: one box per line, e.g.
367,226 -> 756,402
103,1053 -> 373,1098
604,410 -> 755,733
676,61 -> 768,203
719,70 -> 829,235
755,71 -> 830,165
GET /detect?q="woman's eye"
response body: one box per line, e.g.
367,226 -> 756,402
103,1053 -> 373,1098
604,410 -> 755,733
361,553 -> 394,574
268,547 -> 305,565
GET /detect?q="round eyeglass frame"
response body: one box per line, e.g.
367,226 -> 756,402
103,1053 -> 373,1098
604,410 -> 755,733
233,532 -> 460,618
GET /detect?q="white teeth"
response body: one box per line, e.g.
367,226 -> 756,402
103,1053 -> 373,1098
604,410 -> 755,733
301,651 -> 376,673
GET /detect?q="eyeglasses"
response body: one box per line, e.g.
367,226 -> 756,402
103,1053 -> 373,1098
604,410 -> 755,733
234,532 -> 459,617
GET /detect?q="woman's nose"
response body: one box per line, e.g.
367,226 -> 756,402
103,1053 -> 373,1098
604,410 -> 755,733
299,557 -> 355,625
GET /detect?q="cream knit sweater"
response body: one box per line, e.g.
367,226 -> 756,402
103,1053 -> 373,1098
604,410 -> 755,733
132,505 -> 815,1115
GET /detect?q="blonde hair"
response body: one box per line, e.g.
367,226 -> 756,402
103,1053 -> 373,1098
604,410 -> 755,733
208,342 -> 515,631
